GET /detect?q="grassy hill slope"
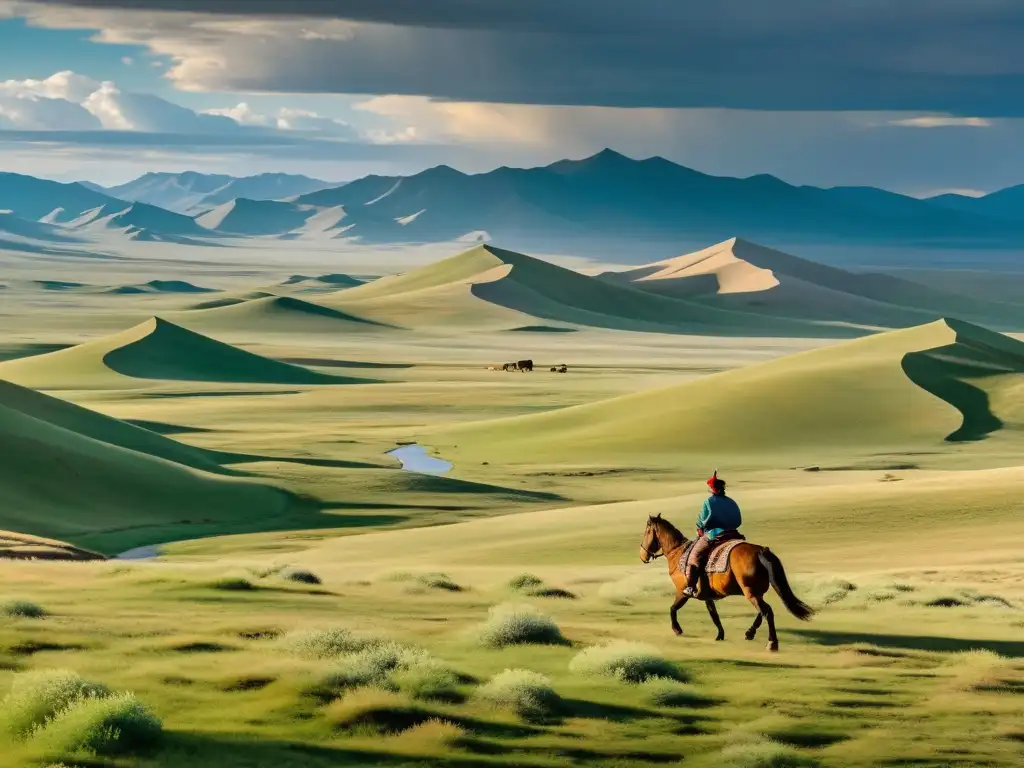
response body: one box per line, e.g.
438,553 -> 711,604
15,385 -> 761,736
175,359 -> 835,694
0,317 -> 363,388
426,318 -> 1024,467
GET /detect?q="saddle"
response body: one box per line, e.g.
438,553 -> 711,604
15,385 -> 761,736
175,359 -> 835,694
682,531 -> 746,574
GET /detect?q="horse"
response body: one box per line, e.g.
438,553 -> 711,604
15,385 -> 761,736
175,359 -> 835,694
639,514 -> 813,651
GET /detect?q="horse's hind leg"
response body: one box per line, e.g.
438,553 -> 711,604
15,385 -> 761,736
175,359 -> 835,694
670,592 -> 689,636
752,595 -> 778,652
744,611 -> 763,641
705,600 -> 725,641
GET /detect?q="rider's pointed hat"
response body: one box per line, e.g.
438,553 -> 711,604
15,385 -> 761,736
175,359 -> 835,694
707,468 -> 723,490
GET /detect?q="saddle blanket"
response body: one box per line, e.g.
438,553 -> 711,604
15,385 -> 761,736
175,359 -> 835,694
683,536 -> 746,574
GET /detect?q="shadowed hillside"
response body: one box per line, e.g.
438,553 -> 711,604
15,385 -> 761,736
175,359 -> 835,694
0,379 -> 301,554
333,244 -> 842,336
176,295 -> 390,333
599,238 -> 1024,329
0,317 -> 367,388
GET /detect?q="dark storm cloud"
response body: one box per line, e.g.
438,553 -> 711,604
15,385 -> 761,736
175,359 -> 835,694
25,1 -> 1024,114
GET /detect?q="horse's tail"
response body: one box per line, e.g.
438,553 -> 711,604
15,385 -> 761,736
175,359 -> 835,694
758,548 -> 813,621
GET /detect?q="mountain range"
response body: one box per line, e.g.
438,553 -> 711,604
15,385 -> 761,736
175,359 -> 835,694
2,151 -> 1022,248
81,172 -> 338,214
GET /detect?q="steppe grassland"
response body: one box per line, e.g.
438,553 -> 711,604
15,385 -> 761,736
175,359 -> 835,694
1,238 -> 1022,767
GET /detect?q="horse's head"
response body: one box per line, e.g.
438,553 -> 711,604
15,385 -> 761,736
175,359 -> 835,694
640,514 -> 663,563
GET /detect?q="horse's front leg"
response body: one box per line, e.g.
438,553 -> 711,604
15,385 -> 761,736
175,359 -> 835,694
705,599 -> 725,641
669,591 -> 689,636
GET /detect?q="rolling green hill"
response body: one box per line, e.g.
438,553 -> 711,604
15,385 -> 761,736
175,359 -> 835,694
0,379 -> 302,554
426,318 -> 1024,468
176,294 -> 389,334
0,317 -> 366,388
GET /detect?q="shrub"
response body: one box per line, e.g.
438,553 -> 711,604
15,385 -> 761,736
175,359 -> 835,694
507,574 -> 544,591
311,644 -> 429,697
28,692 -> 162,757
474,603 -> 566,648
0,670 -> 110,739
395,718 -> 467,750
569,641 -> 684,683
391,662 -> 462,702
642,678 -> 717,708
416,573 -> 462,592
947,649 -> 1011,692
283,569 -> 322,586
2,601 -> 46,619
720,736 -> 819,768
280,627 -> 373,660
477,669 -> 560,723
208,577 -> 255,591
529,587 -> 576,599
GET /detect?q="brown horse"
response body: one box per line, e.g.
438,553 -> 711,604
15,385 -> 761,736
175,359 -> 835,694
639,514 -> 813,651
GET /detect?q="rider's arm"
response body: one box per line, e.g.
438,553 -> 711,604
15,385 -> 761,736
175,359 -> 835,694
696,497 -> 712,535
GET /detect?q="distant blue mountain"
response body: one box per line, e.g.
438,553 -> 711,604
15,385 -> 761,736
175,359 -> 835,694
95,171 -> 336,213
0,173 -> 124,222
927,186 -> 1024,223
293,149 -> 1024,247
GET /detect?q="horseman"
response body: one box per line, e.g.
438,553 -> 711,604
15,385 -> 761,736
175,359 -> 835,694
681,470 -> 742,598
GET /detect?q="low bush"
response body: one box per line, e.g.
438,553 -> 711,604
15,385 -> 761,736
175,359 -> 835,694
569,641 -> 684,683
283,569 -> 322,586
507,574 -> 544,591
395,718 -> 467,750
28,692 -> 162,757
311,644 -> 429,698
391,662 -> 462,702
474,603 -> 566,648
477,669 -> 560,723
280,627 -> 374,660
0,670 -> 109,739
1,600 -> 47,619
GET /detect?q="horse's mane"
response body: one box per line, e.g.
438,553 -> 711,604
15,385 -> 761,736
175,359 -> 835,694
651,515 -> 686,546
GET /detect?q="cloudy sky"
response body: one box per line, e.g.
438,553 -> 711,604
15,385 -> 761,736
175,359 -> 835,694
1,1 -> 1022,195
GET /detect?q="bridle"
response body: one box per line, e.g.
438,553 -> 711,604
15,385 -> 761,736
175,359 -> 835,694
641,525 -> 664,561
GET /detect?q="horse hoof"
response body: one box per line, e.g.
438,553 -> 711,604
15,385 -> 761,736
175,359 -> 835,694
672,627 -> 683,636
744,631 -> 756,641
715,634 -> 725,642
766,641 -> 779,652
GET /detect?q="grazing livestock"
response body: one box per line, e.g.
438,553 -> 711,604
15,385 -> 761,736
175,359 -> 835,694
517,359 -> 534,372
503,362 -> 517,371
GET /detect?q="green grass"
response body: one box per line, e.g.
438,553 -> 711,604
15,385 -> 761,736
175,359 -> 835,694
569,641 -> 686,683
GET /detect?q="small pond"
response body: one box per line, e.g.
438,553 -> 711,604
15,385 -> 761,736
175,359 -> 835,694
387,444 -> 453,475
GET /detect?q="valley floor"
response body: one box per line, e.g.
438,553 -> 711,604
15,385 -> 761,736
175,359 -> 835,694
1,240 -> 1022,767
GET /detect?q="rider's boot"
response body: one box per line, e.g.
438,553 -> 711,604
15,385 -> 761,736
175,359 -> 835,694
681,565 -> 700,598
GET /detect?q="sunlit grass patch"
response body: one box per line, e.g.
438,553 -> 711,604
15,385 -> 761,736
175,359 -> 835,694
473,603 -> 567,648
720,734 -> 820,767
597,572 -> 671,605
477,669 -> 560,723
569,641 -> 685,683
383,571 -> 463,592
393,718 -> 467,751
946,649 -> 1014,692
1,600 -> 46,619
325,688 -> 434,735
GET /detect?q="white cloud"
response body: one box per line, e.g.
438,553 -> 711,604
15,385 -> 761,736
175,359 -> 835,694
889,116 -> 992,128
204,102 -> 358,138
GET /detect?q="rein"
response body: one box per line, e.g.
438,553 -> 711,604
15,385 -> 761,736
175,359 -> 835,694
642,540 -> 664,561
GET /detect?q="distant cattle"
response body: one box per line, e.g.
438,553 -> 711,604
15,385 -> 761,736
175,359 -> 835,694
503,362 -> 517,371
517,359 -> 534,372
556,364 -> 568,373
